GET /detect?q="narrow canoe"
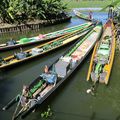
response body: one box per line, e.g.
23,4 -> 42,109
87,19 -> 116,85
0,24 -> 94,69
0,22 -> 92,51
73,9 -> 92,21
2,22 -> 103,120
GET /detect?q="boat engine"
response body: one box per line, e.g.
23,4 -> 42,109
14,52 -> 27,60
6,39 -> 17,46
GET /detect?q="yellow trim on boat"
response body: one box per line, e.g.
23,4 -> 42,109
86,42 -> 98,81
63,35 -> 80,44
104,21 -> 116,85
1,28 -> 89,69
87,19 -> 115,84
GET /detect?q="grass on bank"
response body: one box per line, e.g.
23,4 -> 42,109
63,0 -> 112,10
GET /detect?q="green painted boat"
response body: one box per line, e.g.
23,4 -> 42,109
0,24 -> 94,69
73,9 -> 92,21
87,19 -> 116,85
2,22 -> 102,120
0,22 -> 92,51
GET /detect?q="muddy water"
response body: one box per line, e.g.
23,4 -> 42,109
0,12 -> 120,120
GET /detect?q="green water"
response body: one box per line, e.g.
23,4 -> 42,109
0,12 -> 120,120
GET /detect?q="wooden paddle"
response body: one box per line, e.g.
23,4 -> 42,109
12,93 -> 23,120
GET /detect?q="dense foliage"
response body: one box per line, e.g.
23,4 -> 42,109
0,0 -> 67,24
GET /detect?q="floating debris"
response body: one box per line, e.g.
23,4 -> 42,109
41,106 -> 53,118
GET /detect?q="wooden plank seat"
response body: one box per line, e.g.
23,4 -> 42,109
39,85 -> 54,97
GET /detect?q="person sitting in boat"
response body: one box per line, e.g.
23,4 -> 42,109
44,65 -> 56,75
44,65 -> 49,74
40,65 -> 57,86
22,85 -> 29,97
21,85 -> 32,107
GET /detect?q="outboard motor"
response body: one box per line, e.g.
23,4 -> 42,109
6,39 -> 17,46
14,52 -> 27,60
14,48 -> 31,60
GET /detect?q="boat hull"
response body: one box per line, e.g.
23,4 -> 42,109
2,23 -> 103,120
73,9 -> 92,21
21,23 -> 103,118
87,19 -> 116,85
0,26 -> 94,69
0,22 -> 92,51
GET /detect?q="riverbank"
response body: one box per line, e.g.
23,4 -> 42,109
63,0 -> 111,10
0,16 -> 71,34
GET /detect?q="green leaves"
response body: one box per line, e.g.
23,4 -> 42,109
100,0 -> 120,11
0,0 -> 67,24
41,105 -> 53,118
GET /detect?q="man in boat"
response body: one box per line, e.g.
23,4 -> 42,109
89,10 -> 93,20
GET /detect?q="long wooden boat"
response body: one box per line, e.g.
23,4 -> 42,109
2,22 -> 102,120
0,24 -> 94,69
86,19 -> 116,85
0,22 -> 92,51
73,9 -> 92,21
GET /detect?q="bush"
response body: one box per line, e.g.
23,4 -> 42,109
0,0 -> 67,24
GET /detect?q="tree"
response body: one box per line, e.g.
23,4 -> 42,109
0,0 -> 67,24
